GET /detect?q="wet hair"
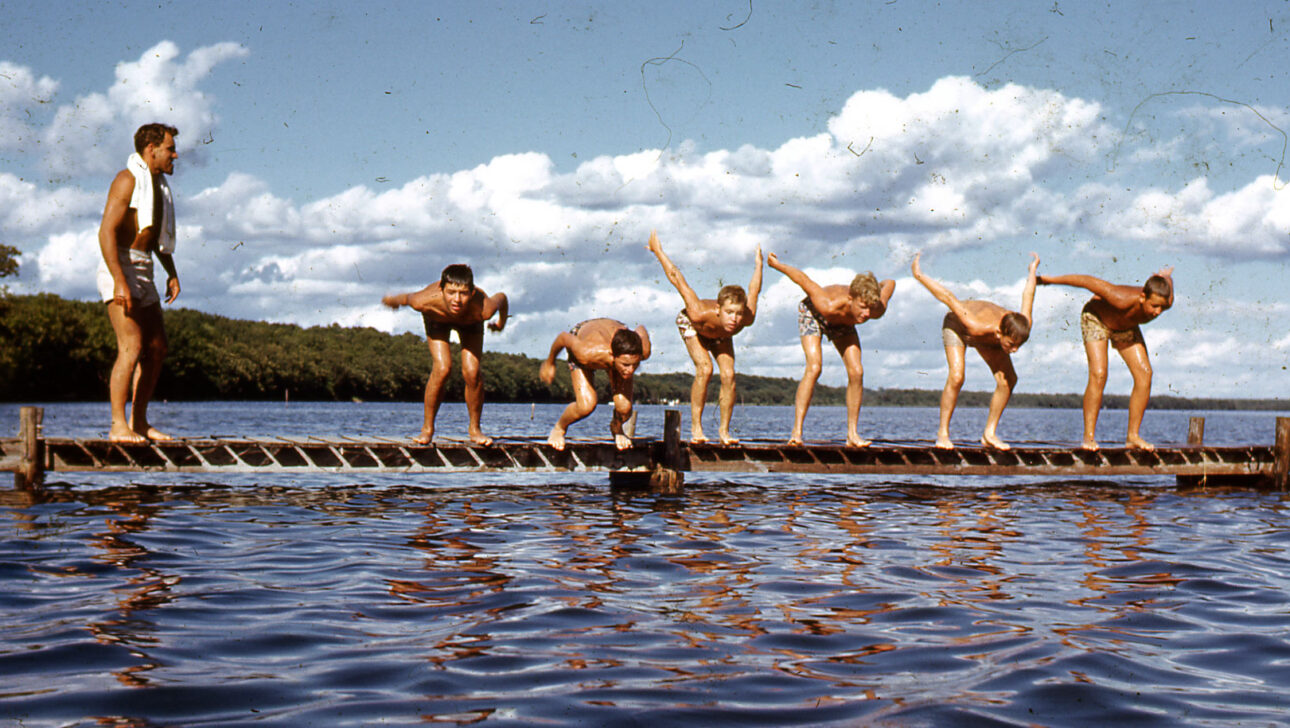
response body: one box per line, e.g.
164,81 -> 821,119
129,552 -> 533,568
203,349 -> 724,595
440,264 -> 475,291
849,272 -> 882,307
134,123 -> 178,153
1142,275 -> 1171,302
611,329 -> 644,358
999,312 -> 1031,346
716,285 -> 747,307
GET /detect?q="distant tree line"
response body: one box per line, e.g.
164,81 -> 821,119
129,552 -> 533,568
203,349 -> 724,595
1,293 -> 1287,411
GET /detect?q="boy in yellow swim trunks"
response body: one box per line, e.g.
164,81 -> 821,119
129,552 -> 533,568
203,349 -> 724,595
1039,267 -> 1174,451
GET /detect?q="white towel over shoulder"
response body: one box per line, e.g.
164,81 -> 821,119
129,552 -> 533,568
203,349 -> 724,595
127,152 -> 176,254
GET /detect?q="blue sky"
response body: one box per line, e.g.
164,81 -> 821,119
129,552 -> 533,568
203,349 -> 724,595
2,0 -> 1287,400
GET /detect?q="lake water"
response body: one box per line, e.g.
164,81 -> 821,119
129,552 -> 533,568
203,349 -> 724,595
3,401 -> 1290,726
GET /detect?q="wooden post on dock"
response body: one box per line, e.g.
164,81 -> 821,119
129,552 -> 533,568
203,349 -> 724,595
1187,417 -> 1205,446
1274,417 -> 1290,491
15,406 -> 44,488
648,409 -> 685,494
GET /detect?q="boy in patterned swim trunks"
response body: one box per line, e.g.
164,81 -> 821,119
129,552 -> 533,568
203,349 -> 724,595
1038,267 -> 1174,451
647,230 -> 763,444
767,252 -> 895,447
539,318 -> 652,451
382,264 -> 509,446
912,251 -> 1040,451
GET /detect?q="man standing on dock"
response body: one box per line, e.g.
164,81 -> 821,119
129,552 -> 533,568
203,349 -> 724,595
911,251 -> 1039,450
539,319 -> 651,451
647,230 -> 762,445
96,123 -> 181,443
382,264 -> 508,446
1038,267 -> 1174,451
767,253 -> 895,447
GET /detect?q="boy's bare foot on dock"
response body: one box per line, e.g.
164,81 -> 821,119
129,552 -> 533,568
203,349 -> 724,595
1126,435 -> 1155,451
1081,439 -> 1099,451
110,424 -> 148,443
614,434 -> 632,450
412,430 -> 434,445
935,435 -> 954,449
468,430 -> 494,446
547,428 -> 567,451
787,436 -> 804,447
139,426 -> 172,441
980,433 -> 1011,450
846,436 -> 872,448
719,435 -> 740,446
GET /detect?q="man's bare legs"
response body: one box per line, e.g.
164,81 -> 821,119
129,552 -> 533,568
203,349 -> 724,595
107,302 -> 168,442
937,344 -> 966,449
789,334 -> 824,446
548,366 -> 597,450
459,329 -> 492,446
834,333 -> 869,447
1081,338 -> 1109,450
1118,341 -> 1154,450
415,337 -> 453,444
683,335 -> 714,443
713,340 -> 738,445
978,346 -> 1017,450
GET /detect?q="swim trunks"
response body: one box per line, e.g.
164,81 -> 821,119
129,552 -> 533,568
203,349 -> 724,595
422,313 -> 484,342
1080,302 -> 1144,347
675,309 -> 730,344
797,298 -> 855,343
941,312 -> 999,349
96,248 -> 160,308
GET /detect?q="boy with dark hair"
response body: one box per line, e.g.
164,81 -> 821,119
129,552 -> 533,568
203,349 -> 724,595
1038,266 -> 1174,450
539,318 -> 652,450
767,252 -> 895,447
912,251 -> 1040,450
382,264 -> 508,445
647,230 -> 762,444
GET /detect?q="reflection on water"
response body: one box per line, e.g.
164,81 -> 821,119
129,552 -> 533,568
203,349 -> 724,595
4,479 -> 1290,726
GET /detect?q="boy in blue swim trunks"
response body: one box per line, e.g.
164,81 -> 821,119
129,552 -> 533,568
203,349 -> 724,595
647,230 -> 762,444
382,264 -> 508,445
1038,266 -> 1174,451
767,252 -> 895,447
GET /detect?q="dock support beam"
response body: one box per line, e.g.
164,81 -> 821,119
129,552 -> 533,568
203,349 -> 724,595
648,409 -> 685,493
1275,417 -> 1289,491
15,406 -> 44,489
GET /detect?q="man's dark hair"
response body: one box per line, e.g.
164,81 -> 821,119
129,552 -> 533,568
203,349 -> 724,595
1143,275 -> 1172,301
999,312 -> 1031,346
134,123 -> 179,153
440,264 -> 475,291
611,329 -> 643,358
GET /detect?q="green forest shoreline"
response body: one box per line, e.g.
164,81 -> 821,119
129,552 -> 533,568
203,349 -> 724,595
3,293 -> 1287,410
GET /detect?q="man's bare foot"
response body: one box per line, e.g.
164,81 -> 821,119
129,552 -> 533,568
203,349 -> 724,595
1080,438 -> 1100,451
787,431 -> 804,447
935,435 -> 954,449
981,433 -> 1011,450
1126,435 -> 1155,451
411,430 -> 434,445
718,434 -> 740,446
845,436 -> 872,448
468,431 -> 493,446
613,433 -> 632,450
690,435 -> 709,444
547,428 -> 566,451
110,424 -> 148,444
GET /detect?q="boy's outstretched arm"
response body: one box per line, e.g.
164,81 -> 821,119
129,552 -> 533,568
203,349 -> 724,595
484,292 -> 508,332
745,245 -> 764,318
767,252 -> 824,299
382,283 -> 439,311
1020,252 -> 1040,322
646,230 -> 703,313
868,278 -> 897,320
1036,272 -> 1143,308
539,332 -> 573,384
911,253 -> 971,323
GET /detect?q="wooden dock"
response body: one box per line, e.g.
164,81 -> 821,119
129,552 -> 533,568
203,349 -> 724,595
3,407 -> 1288,491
